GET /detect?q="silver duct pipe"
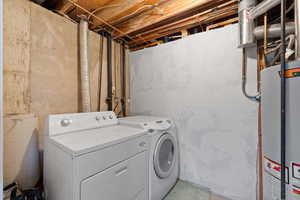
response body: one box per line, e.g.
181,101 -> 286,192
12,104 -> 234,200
79,16 -> 91,112
249,0 -> 281,19
253,22 -> 295,40
239,0 -> 283,47
295,0 -> 300,59
238,0 -> 256,47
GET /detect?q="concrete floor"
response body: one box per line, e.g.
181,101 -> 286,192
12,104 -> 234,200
164,181 -> 230,200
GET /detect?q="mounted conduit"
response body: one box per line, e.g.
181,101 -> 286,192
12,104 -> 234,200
242,48 -> 260,102
79,16 -> 91,112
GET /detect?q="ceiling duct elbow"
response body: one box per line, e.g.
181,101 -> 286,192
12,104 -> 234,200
249,0 -> 281,19
238,0 -> 257,48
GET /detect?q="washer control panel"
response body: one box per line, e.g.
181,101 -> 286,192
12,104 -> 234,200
47,112 -> 118,136
142,119 -> 172,131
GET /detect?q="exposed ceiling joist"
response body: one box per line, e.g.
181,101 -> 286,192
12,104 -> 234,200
128,2 -> 238,47
112,0 -> 225,38
49,0 -> 239,49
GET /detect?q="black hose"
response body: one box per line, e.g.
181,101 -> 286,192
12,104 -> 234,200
106,32 -> 113,111
280,0 -> 286,199
121,43 -> 126,116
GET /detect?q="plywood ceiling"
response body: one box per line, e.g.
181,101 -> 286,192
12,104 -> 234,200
48,0 -> 238,50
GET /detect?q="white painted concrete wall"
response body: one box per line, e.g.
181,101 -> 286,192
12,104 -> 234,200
129,25 -> 258,200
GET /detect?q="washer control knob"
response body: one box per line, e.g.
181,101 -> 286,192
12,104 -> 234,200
96,116 -> 101,121
109,115 -> 113,119
102,116 -> 107,120
61,119 -> 72,127
139,141 -> 146,147
148,129 -> 154,133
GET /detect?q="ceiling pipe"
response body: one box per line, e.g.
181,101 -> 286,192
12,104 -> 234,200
254,22 -> 295,40
249,0 -> 281,19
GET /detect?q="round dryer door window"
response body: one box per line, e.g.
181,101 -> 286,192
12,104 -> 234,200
154,133 -> 176,179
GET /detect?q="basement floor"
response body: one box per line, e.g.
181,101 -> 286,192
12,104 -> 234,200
165,181 -> 230,200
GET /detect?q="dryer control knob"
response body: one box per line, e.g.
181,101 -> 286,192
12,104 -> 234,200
61,119 -> 72,127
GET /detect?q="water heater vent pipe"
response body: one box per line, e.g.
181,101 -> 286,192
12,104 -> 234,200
239,0 -> 282,47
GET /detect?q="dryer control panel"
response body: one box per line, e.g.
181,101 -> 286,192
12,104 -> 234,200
46,112 -> 118,136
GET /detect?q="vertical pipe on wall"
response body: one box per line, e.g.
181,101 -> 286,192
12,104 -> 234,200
295,0 -> 300,59
242,48 -> 260,102
79,16 -> 91,112
0,0 -> 3,197
121,43 -> 126,116
106,32 -> 113,111
280,0 -> 286,199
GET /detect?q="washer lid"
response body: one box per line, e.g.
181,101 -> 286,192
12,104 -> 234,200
153,133 -> 176,179
49,125 -> 147,156
119,116 -> 172,131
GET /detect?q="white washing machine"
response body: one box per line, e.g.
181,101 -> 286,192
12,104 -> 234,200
120,116 -> 179,200
44,111 -> 149,200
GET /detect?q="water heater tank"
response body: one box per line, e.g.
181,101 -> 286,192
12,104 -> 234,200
261,60 -> 300,200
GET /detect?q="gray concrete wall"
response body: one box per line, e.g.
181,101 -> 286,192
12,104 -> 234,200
129,25 -> 258,200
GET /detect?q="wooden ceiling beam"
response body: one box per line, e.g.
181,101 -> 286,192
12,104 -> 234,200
129,11 -> 237,49
112,0 -> 230,38
127,0 -> 237,43
128,3 -> 238,46
206,17 -> 238,30
90,0 -> 167,29
66,0 -> 114,18
56,0 -> 77,13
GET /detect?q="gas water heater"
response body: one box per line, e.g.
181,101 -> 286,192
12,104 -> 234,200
261,61 -> 300,200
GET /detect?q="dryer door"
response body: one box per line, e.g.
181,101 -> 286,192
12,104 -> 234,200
153,133 -> 176,179
80,152 -> 147,200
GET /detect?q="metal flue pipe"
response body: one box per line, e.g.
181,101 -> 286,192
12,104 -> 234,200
79,16 -> 91,112
249,0 -> 281,19
239,0 -> 283,47
238,0 -> 256,47
253,22 -> 295,40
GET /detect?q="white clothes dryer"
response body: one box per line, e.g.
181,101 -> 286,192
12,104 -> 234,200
44,112 -> 149,200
